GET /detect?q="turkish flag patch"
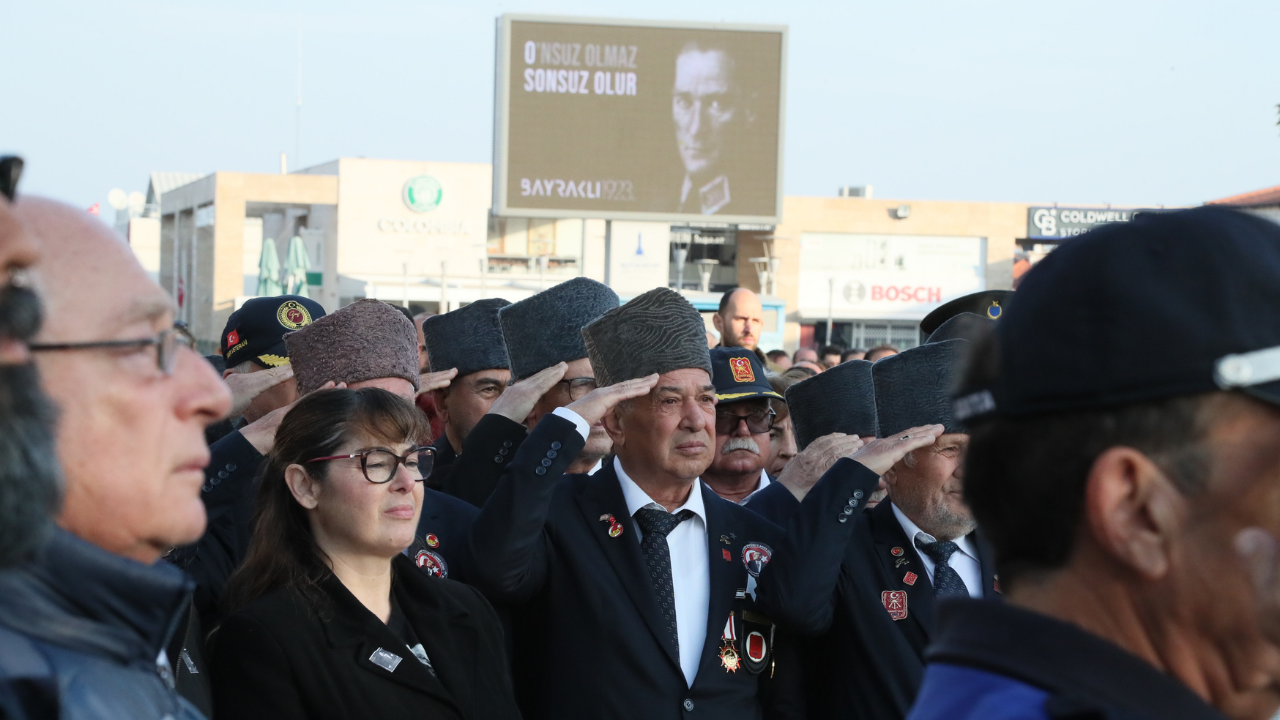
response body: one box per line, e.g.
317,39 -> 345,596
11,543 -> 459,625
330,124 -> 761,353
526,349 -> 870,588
903,572 -> 918,586
722,549 -> 732,561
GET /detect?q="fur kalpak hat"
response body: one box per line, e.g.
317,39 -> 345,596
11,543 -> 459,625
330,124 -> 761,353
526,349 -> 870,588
498,278 -> 619,382
582,287 -> 712,387
785,360 -> 878,450
872,339 -> 968,437
285,299 -> 419,395
423,298 -> 511,378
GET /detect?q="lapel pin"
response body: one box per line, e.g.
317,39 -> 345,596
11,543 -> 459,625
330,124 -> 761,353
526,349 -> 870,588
891,546 -> 904,557
895,557 -> 909,568
722,548 -> 732,561
425,534 -> 439,548
881,591 -> 908,621
720,534 -> 731,545
369,647 -> 403,672
598,513 -> 623,538
903,571 -> 918,586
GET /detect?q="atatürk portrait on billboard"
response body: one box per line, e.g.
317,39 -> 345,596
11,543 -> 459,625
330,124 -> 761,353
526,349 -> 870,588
671,41 -> 757,216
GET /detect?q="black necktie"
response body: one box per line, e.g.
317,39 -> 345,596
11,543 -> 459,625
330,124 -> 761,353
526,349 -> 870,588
914,536 -> 969,597
634,505 -> 695,651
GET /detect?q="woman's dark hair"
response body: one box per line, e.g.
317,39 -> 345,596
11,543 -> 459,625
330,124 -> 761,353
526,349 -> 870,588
222,387 -> 430,616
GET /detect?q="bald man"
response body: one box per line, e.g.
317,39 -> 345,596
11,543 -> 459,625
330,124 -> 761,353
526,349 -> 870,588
1,197 -> 230,720
714,287 -> 764,351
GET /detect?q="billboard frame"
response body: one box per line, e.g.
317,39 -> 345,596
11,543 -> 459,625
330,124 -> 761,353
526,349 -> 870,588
493,13 -> 788,225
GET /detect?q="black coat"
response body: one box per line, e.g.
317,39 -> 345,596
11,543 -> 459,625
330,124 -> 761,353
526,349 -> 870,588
756,458 -> 999,720
742,481 -> 800,527
208,554 -> 519,720
465,413 -> 796,720
429,414 -> 530,508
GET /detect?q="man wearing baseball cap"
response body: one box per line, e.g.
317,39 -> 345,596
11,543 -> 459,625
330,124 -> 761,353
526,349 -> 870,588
701,347 -> 783,504
910,207 -> 1280,720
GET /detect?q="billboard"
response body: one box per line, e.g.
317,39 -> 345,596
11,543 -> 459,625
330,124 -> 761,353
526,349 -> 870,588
494,14 -> 787,225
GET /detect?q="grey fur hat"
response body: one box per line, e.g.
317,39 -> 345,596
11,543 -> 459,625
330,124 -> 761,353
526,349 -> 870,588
285,299 -> 419,395
582,287 -> 712,387
785,360 -> 877,450
927,312 -> 994,344
498,278 -> 619,381
423,298 -> 511,378
872,339 -> 968,437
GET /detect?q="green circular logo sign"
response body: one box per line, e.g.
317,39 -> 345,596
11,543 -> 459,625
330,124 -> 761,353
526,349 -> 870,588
402,175 -> 442,213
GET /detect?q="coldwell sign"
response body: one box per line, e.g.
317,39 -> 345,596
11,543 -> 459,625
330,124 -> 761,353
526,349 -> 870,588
1027,207 -> 1136,240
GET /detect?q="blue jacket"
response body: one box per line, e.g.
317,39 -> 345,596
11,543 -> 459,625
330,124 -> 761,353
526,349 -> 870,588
0,529 -> 205,720
909,598 -> 1229,720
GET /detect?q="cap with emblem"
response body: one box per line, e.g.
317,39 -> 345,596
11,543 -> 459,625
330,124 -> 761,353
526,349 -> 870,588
582,287 -> 712,387
498,278 -> 619,381
284,299 -> 419,394
927,312 -> 995,344
423,298 -> 511,378
785,360 -> 877,450
221,295 -> 325,369
954,207 -> 1280,421
709,347 -> 782,405
920,290 -> 1012,337
873,340 -> 968,437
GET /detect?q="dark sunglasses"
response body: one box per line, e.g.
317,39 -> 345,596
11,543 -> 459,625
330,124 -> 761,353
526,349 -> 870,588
1,156 -> 23,202
715,406 -> 776,435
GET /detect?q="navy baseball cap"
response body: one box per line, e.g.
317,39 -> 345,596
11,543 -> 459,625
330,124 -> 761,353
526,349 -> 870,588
710,347 -> 782,404
920,290 -> 1012,336
221,295 -> 326,369
954,206 -> 1280,421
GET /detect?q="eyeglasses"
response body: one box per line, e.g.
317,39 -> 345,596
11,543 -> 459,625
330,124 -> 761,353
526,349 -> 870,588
29,324 -> 197,376
558,377 -> 598,401
715,406 -> 776,435
0,156 -> 23,201
306,446 -> 435,484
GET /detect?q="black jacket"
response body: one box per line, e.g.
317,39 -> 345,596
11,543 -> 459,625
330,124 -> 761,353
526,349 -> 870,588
465,413 -> 794,720
430,414 -> 530,508
756,458 -> 998,720
208,555 -> 519,720
742,481 -> 800,527
0,529 -> 204,720
912,599 -> 1229,720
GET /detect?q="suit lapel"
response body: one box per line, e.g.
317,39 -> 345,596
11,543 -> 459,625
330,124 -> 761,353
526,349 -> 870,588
395,564 -> 478,713
973,528 -> 999,598
574,465 -> 682,669
869,502 -> 936,639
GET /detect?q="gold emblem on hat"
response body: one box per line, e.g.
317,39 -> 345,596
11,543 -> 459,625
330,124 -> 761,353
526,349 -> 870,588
277,300 -> 313,330
987,301 -> 1002,320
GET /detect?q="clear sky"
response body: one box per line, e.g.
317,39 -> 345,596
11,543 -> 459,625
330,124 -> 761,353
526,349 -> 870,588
5,0 -> 1278,211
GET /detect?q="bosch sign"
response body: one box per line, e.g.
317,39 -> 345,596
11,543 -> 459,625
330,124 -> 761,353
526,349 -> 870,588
845,282 -> 942,304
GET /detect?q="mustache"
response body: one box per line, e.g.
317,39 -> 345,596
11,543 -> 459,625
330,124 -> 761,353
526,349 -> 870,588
0,283 -> 42,344
721,436 -> 760,455
0,362 -> 62,567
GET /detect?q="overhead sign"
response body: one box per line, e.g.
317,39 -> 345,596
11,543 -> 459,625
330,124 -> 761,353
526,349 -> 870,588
494,14 -> 787,224
797,233 -> 987,321
1027,207 -> 1136,240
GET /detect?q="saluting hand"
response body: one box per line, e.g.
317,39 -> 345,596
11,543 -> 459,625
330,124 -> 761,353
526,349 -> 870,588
776,432 -> 866,501
240,380 -> 345,455
224,363 -> 294,419
849,424 -> 944,476
565,374 -> 660,428
487,362 -> 568,424
418,367 -> 458,395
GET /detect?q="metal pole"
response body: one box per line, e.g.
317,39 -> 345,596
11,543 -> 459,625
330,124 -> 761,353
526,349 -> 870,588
826,277 -> 835,346
295,8 -> 302,170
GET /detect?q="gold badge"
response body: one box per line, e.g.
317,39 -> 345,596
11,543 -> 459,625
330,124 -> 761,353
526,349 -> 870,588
720,642 -> 740,672
987,301 -> 1002,320
277,300 -> 313,329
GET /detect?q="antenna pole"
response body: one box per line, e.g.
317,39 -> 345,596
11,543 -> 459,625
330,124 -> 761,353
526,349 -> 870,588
294,8 -> 302,171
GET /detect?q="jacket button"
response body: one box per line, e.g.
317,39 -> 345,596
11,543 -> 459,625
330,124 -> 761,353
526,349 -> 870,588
227,464 -> 237,472
535,467 -> 547,476
541,458 -> 553,468
494,456 -> 504,464
503,440 -> 513,448
683,699 -> 694,711
210,476 -> 222,486
838,514 -> 848,523
499,447 -> 509,455
854,489 -> 864,499
217,470 -> 229,479
546,450 -> 557,459
550,441 -> 562,450
202,485 -> 212,493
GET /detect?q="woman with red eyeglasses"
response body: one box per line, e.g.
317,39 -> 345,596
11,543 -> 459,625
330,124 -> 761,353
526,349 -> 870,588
209,387 -> 518,720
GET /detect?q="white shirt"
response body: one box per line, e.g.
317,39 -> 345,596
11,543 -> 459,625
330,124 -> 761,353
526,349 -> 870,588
739,469 -> 771,505
614,456 -> 710,688
890,503 -> 982,599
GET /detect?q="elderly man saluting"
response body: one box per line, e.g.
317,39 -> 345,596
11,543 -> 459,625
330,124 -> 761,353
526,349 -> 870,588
701,347 -> 782,504
465,288 -> 792,719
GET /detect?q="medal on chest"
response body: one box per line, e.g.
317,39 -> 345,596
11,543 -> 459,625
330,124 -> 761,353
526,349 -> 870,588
719,612 -> 740,672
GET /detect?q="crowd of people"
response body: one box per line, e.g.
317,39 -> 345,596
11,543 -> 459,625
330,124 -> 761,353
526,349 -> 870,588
6,152 -> 1280,720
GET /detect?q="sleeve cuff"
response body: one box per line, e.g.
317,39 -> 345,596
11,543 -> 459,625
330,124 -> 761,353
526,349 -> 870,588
551,406 -> 591,440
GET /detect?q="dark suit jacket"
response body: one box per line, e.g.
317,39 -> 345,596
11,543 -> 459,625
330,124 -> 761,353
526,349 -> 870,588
413,488 -> 480,583
742,481 -> 800,527
208,555 -> 519,720
430,415 -> 530,508
465,413 -> 793,720
756,458 -> 998,720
